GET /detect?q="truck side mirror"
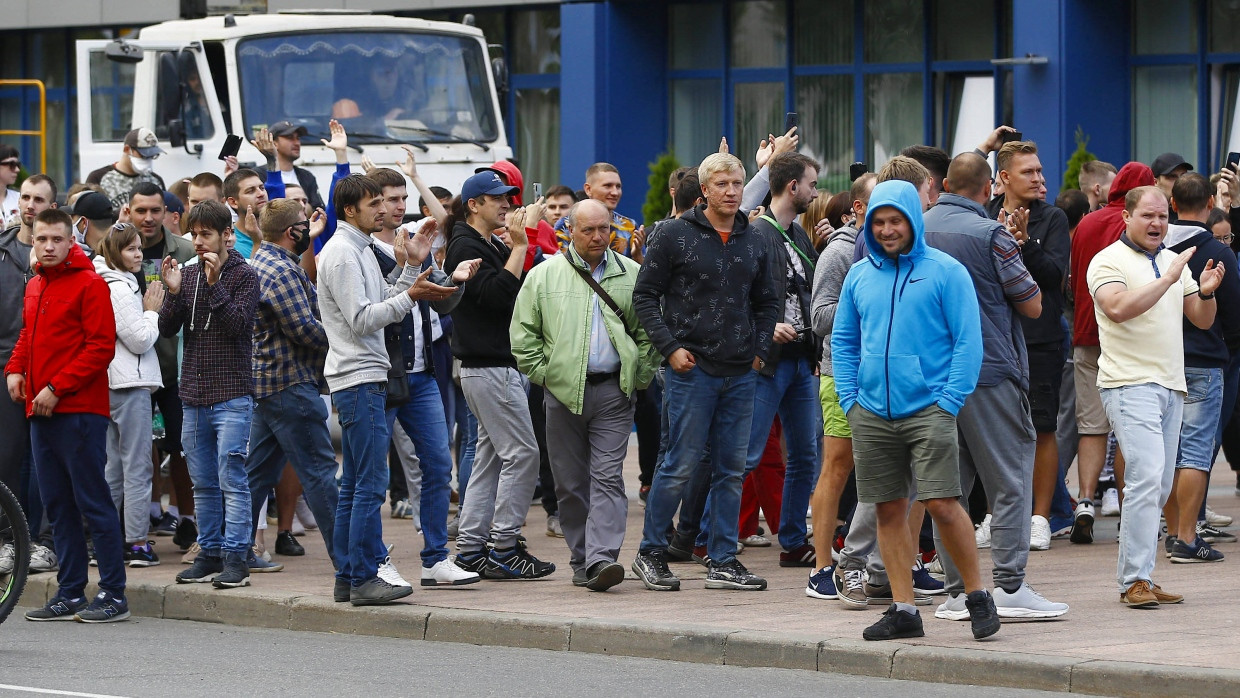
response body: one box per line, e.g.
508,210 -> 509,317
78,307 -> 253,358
104,40 -> 143,64
491,56 -> 509,98
168,118 -> 186,149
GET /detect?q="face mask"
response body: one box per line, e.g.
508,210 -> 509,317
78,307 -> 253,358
73,218 -> 87,245
291,230 -> 312,256
130,156 -> 154,174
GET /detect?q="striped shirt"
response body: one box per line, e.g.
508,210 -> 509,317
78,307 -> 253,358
250,241 -> 328,399
993,230 -> 1040,304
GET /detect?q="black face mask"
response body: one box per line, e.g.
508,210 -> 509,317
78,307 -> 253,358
290,223 -> 312,255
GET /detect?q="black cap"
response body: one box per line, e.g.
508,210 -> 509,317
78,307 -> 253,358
269,121 -> 308,138
1151,153 -> 1193,177
65,191 -> 114,221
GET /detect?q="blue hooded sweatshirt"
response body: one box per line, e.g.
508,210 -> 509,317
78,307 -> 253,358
831,180 -> 982,419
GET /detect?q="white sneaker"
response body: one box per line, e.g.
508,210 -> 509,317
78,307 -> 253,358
294,495 -> 318,531
993,582 -> 1069,618
740,534 -> 771,547
975,514 -> 992,549
1030,515 -> 1052,551
926,554 -> 944,577
1205,506 -> 1233,528
420,558 -> 481,587
377,556 -> 412,588
0,542 -> 13,574
29,544 -> 58,572
1101,488 -> 1121,517
934,592 -> 970,620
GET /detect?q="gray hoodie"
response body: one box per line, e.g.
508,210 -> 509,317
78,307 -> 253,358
0,225 -> 31,366
810,224 -> 859,377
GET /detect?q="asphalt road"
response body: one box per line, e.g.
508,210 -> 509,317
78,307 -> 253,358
0,616 -> 1086,698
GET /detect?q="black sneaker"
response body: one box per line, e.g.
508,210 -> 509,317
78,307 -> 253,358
74,591 -> 130,623
1070,501 -> 1094,544
1164,535 -> 1179,559
275,531 -> 305,556
666,537 -> 694,563
151,511 -> 178,537
126,541 -> 161,567
483,546 -> 556,579
965,589 -> 1001,639
350,576 -> 414,606
25,595 -> 87,621
585,560 -> 625,592
632,550 -> 681,591
705,559 -> 767,590
1170,536 -> 1225,563
864,582 -> 933,606
454,550 -> 489,574
862,604 -> 924,641
176,552 -> 223,583
172,518 -> 197,551
333,578 -> 350,602
1197,522 -> 1237,544
572,567 -> 589,587
213,553 -> 251,589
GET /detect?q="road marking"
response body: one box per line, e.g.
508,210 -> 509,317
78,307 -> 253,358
0,685 -> 128,698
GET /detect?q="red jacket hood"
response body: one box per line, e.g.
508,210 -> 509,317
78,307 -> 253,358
35,242 -> 94,279
488,160 -> 525,205
1104,162 -> 1156,208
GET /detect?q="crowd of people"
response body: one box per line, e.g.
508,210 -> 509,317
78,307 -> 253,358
1,117 -> 1238,643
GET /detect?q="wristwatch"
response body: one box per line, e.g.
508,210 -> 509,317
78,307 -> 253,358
1199,290 -> 1216,300
46,383 -> 57,395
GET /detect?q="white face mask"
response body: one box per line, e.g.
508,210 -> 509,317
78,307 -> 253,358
130,155 -> 154,174
73,218 -> 87,245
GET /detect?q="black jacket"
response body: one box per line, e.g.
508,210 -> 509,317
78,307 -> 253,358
750,215 -> 820,375
633,204 -> 780,377
254,165 -> 325,212
986,198 -> 1069,346
1168,223 -> 1240,368
444,221 -> 522,368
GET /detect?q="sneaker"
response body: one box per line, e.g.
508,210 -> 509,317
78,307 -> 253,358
975,514 -> 992,549
350,576 -> 414,606
632,550 -> 681,591
25,595 -> 87,621
638,485 -> 650,503
1170,536 -> 1225,563
911,559 -> 945,595
391,498 -> 415,519
1206,506 -> 1233,528
934,593 -> 969,620
377,556 -> 413,588
0,542 -> 15,574
1197,522 -> 1237,543
546,515 -> 564,538
805,565 -> 838,600
275,531 -> 305,556
126,541 -> 160,567
836,567 -> 868,608
172,518 -> 198,551
705,558 -> 767,590
176,552 -> 223,583
862,604 -> 924,641
421,558 -> 481,587
252,540 -> 272,562
1070,500 -> 1094,544
965,589 -> 1001,639
1121,580 -> 1159,608
992,583 -> 1069,618
247,550 -> 285,573
926,554 -> 944,577
73,591 -> 130,623
572,567 -> 589,587
333,578 -> 350,602
454,550 -> 488,574
1150,583 -> 1184,604
666,538 -> 693,562
181,542 -> 201,565
585,560 -> 625,592
446,514 -> 460,540
864,581 -> 932,606
29,544 -> 58,573
741,534 -> 772,547
484,545 -> 555,579
779,542 -> 816,568
1165,535 -> 1179,558
1030,515 -> 1052,551
691,545 -> 712,567
1101,488 -> 1121,517
151,511 -> 178,537
213,553 -> 251,589
1049,516 -> 1074,539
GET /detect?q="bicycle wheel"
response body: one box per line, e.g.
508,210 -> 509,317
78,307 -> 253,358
0,480 -> 30,625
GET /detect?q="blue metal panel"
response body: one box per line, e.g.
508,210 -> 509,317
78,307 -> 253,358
558,2 -> 602,189
1010,0 -> 1067,199
1060,0 -> 1129,181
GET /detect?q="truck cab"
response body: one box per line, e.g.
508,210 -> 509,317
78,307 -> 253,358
77,12 -> 511,199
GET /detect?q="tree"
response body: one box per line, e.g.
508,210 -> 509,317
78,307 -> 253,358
643,151 -> 681,227
1062,126 -> 1096,191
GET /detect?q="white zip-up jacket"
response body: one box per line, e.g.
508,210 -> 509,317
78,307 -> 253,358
94,255 -> 163,392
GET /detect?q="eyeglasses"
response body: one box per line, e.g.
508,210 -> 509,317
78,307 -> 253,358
1217,234 -> 1235,244
0,160 -> 20,169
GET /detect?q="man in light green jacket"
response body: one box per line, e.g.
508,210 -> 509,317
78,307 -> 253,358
511,199 -> 658,591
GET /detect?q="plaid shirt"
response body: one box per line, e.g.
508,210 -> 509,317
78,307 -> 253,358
157,250 -> 258,406
250,241 -> 327,399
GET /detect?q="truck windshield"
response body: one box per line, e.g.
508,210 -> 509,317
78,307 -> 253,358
237,31 -> 499,145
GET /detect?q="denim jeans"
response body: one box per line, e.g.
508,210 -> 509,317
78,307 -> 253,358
183,396 -> 255,555
332,383 -> 390,586
1178,367 -> 1223,471
387,371 -> 453,566
247,382 -> 339,566
1100,383 -> 1183,590
640,366 -> 756,565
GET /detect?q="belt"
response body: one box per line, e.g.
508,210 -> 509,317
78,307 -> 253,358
585,371 -> 620,385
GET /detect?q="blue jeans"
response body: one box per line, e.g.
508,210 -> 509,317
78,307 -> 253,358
247,382 -> 340,566
640,367 -> 756,565
387,371 -> 453,566
183,396 -> 254,555
332,383 -> 390,586
1178,367 -> 1223,472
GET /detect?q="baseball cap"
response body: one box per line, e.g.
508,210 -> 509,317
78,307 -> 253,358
163,191 -> 185,215
124,127 -> 165,158
269,121 -> 309,138
64,191 -> 114,221
1151,153 -> 1193,177
460,171 -> 519,202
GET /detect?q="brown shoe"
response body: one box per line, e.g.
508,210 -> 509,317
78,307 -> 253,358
1120,580 -> 1159,608
1150,584 -> 1184,604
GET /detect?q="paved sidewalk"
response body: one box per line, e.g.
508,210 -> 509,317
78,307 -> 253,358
16,442 -> 1240,697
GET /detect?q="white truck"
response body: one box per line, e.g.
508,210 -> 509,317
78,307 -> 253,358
76,11 -> 512,200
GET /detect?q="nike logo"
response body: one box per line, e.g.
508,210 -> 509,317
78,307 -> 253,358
908,278 -> 925,284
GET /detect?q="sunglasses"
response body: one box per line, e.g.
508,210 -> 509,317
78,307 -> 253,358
1,160 -> 20,169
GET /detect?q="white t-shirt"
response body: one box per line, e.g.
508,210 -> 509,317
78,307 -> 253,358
370,236 -> 443,374
2,189 -> 18,228
281,169 -> 299,187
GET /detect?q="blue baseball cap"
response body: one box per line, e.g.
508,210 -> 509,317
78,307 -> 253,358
460,171 -> 518,203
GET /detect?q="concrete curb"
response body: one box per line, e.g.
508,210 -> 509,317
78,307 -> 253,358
20,574 -> 1240,697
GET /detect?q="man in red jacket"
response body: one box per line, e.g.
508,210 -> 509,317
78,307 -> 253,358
4,208 -> 127,623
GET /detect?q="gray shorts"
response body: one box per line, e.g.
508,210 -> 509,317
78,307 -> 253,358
848,404 -> 962,504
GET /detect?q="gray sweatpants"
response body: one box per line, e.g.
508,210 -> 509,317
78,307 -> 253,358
105,387 -> 155,543
393,423 -> 422,525
935,379 -> 1035,595
457,366 -> 540,551
544,378 -> 634,571
838,477 -> 917,587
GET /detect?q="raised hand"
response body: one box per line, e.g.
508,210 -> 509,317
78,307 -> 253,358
718,136 -> 729,154
407,265 -> 458,301
250,128 -> 276,159
523,197 -> 545,231
451,258 -> 481,283
755,137 -> 775,170
506,207 -> 528,246
400,144 -> 422,180
202,251 -> 222,286
402,225 -> 432,266
143,280 -> 166,312
771,126 -> 799,155
360,154 -> 377,175
223,155 -> 239,177
977,125 -> 1019,155
1167,247 -> 1196,281
160,256 -> 182,295
245,205 -> 258,234
308,208 -> 326,239
1200,258 -> 1226,295
320,118 -> 348,154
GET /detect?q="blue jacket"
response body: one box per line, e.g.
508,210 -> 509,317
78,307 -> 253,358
831,180 -> 982,419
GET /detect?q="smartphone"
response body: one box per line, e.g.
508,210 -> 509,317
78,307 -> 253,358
1227,151 -> 1240,171
784,112 -> 799,133
849,162 -> 868,182
1000,129 -> 1023,144
533,182 -> 542,201
218,134 -> 243,161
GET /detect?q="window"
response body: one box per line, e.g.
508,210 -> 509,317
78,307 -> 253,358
866,72 -> 923,165
87,51 -> 134,142
512,9 -> 560,75
934,0 -> 995,61
1213,65 -> 1240,169
795,75 -> 853,189
1132,65 -> 1197,166
671,79 -> 723,167
670,3 -> 724,70
1132,0 -> 1196,55
734,82 -> 786,168
937,74 -> 994,156
864,0 -> 924,64
794,0 -> 852,66
515,88 -> 559,199
731,1 -> 786,68
1209,0 -> 1240,53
